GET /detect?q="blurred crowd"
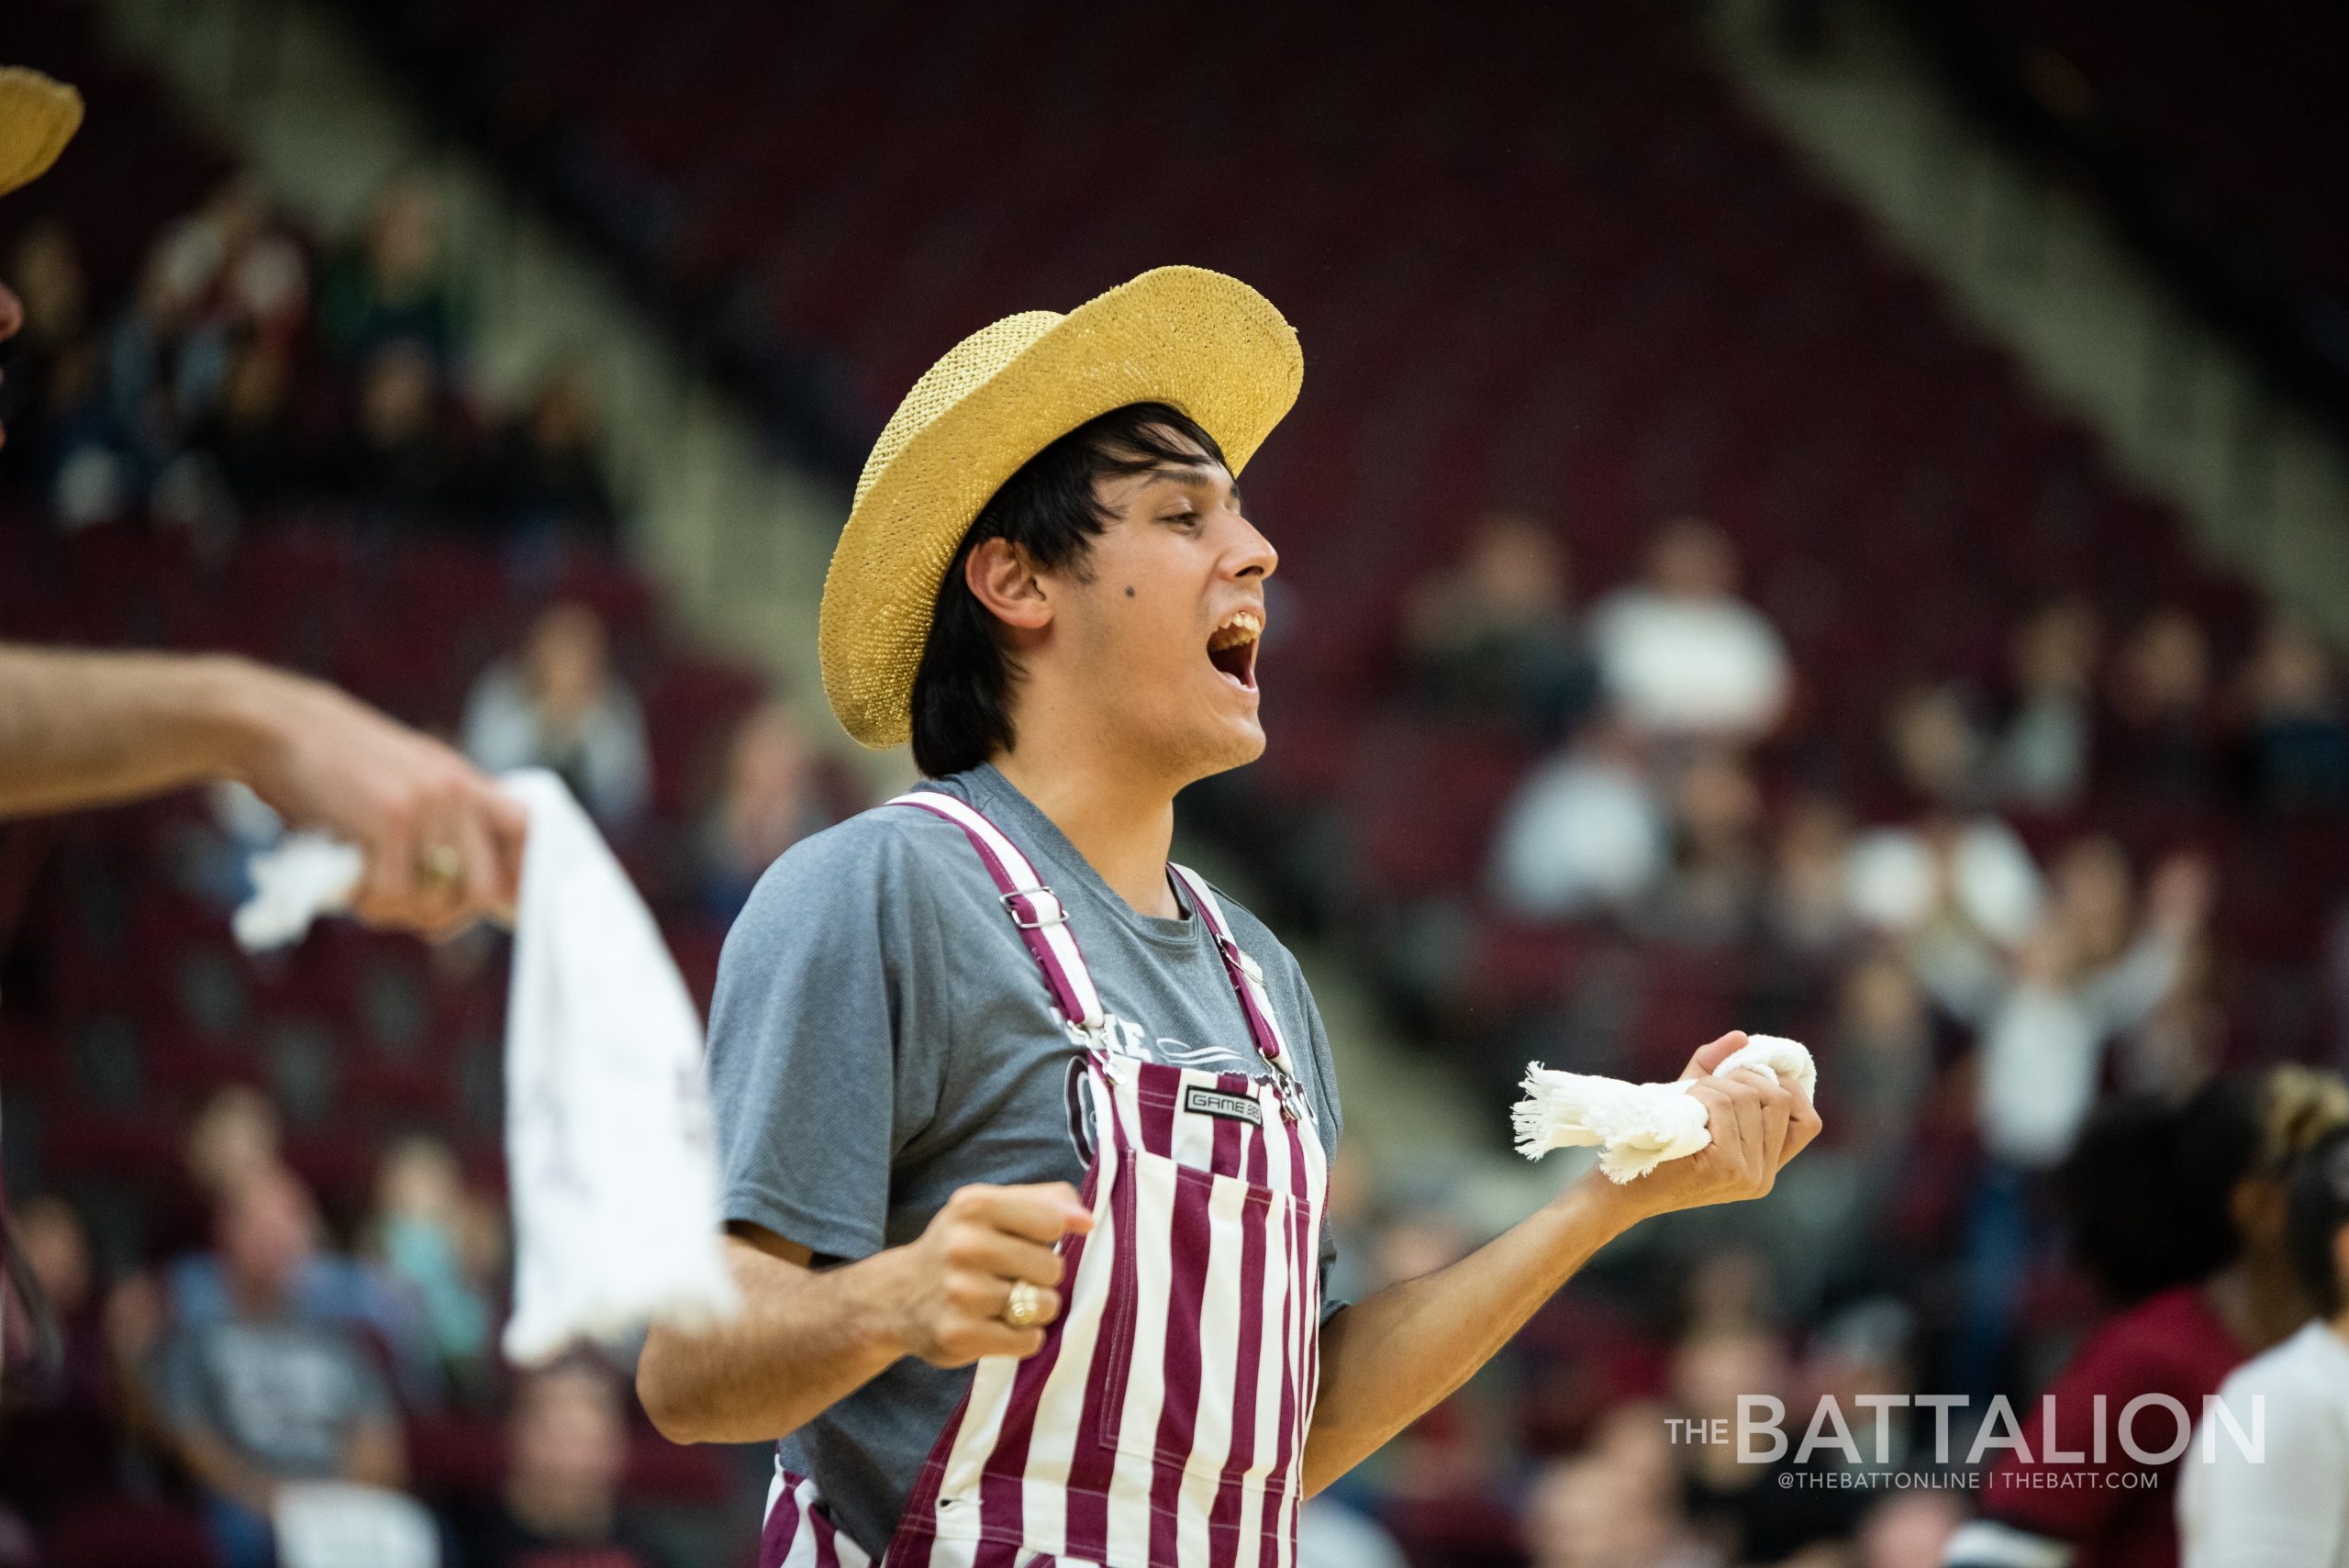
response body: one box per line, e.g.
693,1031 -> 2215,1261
0,175 -> 618,555
0,178 -> 860,1567
1264,508 -> 2349,1566
1,1093 -> 680,1567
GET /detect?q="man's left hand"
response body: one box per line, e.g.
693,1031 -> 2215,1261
1578,1030 -> 1824,1228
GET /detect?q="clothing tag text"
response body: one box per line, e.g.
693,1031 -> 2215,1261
1183,1085 -> 1264,1126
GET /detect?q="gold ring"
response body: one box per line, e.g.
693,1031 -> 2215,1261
1001,1279 -> 1044,1329
417,843 -> 465,885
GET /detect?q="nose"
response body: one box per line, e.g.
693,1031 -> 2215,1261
1225,507 -> 1278,583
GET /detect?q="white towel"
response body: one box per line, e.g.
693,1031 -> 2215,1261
231,833 -> 364,950
232,770 -> 740,1362
1511,1034 -> 1818,1183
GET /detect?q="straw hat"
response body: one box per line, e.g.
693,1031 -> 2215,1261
818,264 -> 1303,750
0,68 -> 83,199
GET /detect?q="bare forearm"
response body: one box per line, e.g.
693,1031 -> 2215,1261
637,1238 -> 915,1445
1302,1174 -> 1642,1494
177,1426 -> 282,1515
0,646 -> 268,816
343,1419 -> 406,1489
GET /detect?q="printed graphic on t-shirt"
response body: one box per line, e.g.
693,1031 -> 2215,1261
1061,1010 -> 1260,1157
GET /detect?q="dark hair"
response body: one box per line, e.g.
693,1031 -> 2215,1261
908,401 -> 1229,778
2286,1129 -> 2349,1317
2057,1093 -> 2211,1302
2063,1069 -> 2349,1303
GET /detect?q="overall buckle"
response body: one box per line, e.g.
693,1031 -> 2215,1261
1001,887 -> 1068,929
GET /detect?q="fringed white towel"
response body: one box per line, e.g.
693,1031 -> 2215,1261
232,770 -> 740,1361
1511,1034 -> 1818,1183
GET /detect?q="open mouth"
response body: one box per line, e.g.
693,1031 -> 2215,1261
1208,608 -> 1263,692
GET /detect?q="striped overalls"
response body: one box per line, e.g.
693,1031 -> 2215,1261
760,791 -> 1330,1568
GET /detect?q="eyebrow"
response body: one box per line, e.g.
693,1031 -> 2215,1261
1138,463 -> 1242,510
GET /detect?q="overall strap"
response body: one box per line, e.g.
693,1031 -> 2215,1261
887,791 -> 1104,1031
1166,862 -> 1298,1084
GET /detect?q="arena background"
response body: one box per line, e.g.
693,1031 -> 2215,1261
4,0 -> 2347,1564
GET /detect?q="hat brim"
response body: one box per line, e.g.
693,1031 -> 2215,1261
0,69 -> 83,199
818,265 -> 1303,750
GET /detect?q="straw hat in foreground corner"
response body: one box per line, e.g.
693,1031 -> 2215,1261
818,264 -> 1304,750
0,67 -> 83,198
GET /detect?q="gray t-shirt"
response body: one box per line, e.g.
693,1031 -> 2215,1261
707,762 -> 1345,1557
155,1315 -> 393,1479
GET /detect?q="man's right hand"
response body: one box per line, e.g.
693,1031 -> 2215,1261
222,659 -> 528,938
887,1182 -> 1093,1366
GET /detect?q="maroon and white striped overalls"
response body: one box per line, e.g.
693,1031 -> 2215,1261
759,791 -> 1330,1568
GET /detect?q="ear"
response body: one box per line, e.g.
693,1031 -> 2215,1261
965,537 -> 1053,632
2231,1177 -> 2288,1244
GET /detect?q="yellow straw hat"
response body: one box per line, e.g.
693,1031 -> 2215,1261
818,264 -> 1303,750
0,68 -> 83,198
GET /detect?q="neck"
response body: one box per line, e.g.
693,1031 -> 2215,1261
991,743 -> 1182,920
2204,1256 -> 2311,1353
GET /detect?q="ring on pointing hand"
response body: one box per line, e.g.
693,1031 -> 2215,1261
417,843 -> 465,885
1002,1280 -> 1044,1329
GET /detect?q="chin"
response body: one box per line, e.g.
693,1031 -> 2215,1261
1194,716 -> 1268,778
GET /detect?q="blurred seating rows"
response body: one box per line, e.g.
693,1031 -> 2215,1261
374,0 -> 2337,1058
1965,0 -> 2349,303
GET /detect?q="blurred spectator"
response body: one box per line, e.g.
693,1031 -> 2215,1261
463,601 -> 651,826
187,1084 -> 284,1197
1588,517 -> 1790,741
1946,850 -> 2210,1395
27,335 -> 112,519
1524,1450 -> 1718,1568
0,221 -> 88,450
1680,1248 -> 1776,1339
2104,608 -> 2219,806
1639,748 -> 1766,948
451,1360 -> 666,1568
1489,714 -> 1667,919
1828,956 -> 1934,1200
153,1167 -> 408,1568
1765,793 -> 1857,957
1403,510 -> 1594,740
487,363 -> 618,545
697,700 -> 833,919
1966,848 -> 2209,1171
1801,1297 -> 1924,1479
320,176 -> 462,370
1671,1328 -> 1858,1564
1858,1494 -> 1962,1568
0,1196 -> 117,1529
1847,685 -> 2045,1001
335,338 -> 463,525
58,238 -> 236,524
370,1138 -> 492,1389
168,1137 -> 440,1409
152,179 -> 312,350
191,338 -> 308,512
2177,1126 -> 2349,1568
1992,599 -> 2099,812
2236,615 -> 2346,812
1297,1496 -> 1410,1568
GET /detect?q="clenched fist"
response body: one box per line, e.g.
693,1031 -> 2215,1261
888,1182 -> 1094,1366
1586,1031 -> 1824,1227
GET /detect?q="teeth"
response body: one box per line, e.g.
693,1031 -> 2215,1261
1208,610 -> 1263,651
